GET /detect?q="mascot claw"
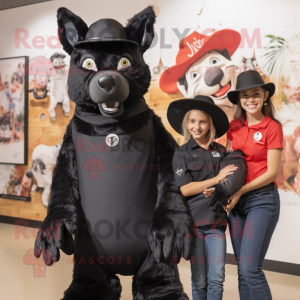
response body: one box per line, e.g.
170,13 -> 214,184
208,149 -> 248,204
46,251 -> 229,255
34,214 -> 75,266
149,216 -> 193,263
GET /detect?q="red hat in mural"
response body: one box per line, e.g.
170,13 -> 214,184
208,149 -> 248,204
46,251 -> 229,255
159,29 -> 241,93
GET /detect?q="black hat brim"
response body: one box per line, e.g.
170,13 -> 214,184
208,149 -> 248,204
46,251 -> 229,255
74,38 -> 139,48
228,82 -> 275,104
167,99 -> 229,138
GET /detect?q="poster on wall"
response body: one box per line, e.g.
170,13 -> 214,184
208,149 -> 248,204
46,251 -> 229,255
0,56 -> 28,164
28,52 -> 70,121
0,164 -> 32,201
26,51 -> 69,208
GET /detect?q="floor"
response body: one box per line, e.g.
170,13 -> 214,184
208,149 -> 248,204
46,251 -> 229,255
0,222 -> 299,300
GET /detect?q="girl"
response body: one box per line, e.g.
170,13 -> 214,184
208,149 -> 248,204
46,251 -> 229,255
222,70 -> 283,300
167,95 -> 237,300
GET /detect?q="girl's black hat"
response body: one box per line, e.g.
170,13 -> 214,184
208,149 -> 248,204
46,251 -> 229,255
167,95 -> 229,138
227,70 -> 275,104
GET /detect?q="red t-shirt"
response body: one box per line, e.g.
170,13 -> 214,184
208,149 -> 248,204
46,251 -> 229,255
227,115 -> 283,187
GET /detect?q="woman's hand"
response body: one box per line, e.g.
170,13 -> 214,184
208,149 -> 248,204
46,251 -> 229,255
216,165 -> 238,182
222,190 -> 243,216
203,187 -> 215,198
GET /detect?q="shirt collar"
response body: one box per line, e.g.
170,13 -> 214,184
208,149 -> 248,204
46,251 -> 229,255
244,115 -> 272,129
187,136 -> 217,150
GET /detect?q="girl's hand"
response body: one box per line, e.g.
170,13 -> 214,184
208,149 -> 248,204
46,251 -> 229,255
222,190 -> 242,216
216,165 -> 238,182
203,187 -> 215,198
203,178 -> 227,198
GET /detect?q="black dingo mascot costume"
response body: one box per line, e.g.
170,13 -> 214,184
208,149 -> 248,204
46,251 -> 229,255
34,6 -> 193,300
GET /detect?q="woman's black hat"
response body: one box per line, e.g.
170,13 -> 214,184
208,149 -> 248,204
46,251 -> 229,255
167,95 -> 229,138
227,70 -> 275,104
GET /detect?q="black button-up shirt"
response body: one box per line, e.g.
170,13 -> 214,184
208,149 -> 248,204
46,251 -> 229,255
172,136 -> 227,227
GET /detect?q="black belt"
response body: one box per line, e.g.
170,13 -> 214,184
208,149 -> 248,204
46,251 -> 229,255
244,182 -> 275,195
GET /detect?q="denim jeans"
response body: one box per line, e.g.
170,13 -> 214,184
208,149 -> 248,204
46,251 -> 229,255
229,183 -> 280,300
190,224 -> 226,300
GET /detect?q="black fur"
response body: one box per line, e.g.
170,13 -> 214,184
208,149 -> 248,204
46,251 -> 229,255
34,123 -> 78,265
208,150 -> 247,218
64,41 -> 152,112
34,6 -> 193,300
149,114 -> 193,263
57,7 -> 88,55
124,6 -> 156,54
61,252 -> 122,300
132,261 -> 188,300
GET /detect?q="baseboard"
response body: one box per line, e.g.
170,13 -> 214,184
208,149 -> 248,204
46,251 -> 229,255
226,253 -> 300,276
0,215 -> 299,276
0,215 -> 42,228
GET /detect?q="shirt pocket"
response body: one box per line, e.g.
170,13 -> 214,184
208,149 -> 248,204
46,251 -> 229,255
185,158 -> 206,182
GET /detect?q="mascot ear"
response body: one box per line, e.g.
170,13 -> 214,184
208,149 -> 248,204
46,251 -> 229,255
124,6 -> 156,54
57,7 -> 88,55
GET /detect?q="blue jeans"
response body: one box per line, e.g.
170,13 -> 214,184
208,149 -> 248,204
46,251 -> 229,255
229,183 -> 280,300
191,224 -> 226,300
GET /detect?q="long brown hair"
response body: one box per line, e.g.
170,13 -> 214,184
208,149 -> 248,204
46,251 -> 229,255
182,110 -> 216,143
233,87 -> 282,128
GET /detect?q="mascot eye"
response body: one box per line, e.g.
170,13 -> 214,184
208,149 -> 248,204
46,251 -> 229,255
82,58 -> 98,71
192,72 -> 198,79
210,57 -> 220,65
117,57 -> 131,70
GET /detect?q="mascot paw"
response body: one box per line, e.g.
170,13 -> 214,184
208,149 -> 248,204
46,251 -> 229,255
149,212 -> 193,263
34,211 -> 76,266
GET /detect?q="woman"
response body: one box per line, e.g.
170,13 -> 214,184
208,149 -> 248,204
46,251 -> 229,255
167,95 -> 238,300
223,70 -> 283,300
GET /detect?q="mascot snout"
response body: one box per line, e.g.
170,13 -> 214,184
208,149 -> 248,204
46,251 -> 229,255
88,70 -> 129,117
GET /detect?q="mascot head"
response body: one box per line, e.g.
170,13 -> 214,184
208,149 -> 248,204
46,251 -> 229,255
57,6 -> 156,118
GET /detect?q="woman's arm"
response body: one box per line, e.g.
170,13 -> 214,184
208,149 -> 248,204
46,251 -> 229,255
223,148 -> 282,213
180,165 -> 238,197
238,148 -> 282,194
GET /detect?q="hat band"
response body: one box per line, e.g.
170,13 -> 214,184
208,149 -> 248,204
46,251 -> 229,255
88,37 -> 119,40
236,82 -> 265,90
75,37 -> 139,47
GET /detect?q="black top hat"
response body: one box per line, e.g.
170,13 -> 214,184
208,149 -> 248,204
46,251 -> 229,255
74,19 -> 139,48
167,95 -> 229,138
228,70 -> 275,104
